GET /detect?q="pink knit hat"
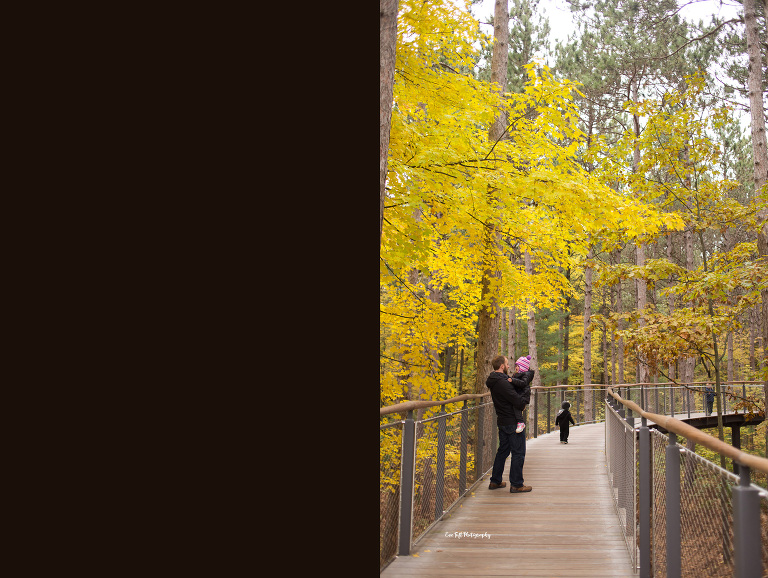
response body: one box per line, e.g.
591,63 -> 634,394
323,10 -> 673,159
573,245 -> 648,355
515,355 -> 531,371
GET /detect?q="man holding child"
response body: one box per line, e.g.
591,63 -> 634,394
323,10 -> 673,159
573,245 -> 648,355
485,354 -> 535,493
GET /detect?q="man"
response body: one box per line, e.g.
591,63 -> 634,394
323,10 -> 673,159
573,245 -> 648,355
486,354 -> 535,493
705,386 -> 715,416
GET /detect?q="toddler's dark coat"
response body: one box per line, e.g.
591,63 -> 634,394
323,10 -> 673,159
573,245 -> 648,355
555,401 -> 575,442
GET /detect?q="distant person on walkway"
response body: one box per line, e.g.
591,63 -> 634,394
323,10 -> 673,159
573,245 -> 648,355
555,400 -> 576,444
705,386 -> 715,415
486,354 -> 535,493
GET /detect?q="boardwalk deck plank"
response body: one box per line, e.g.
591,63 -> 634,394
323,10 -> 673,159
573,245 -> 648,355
381,422 -> 638,577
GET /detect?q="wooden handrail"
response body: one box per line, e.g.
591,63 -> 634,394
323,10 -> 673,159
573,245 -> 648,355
606,386 -> 768,475
380,381 -> 764,416
531,381 -> 762,390
379,393 -> 490,416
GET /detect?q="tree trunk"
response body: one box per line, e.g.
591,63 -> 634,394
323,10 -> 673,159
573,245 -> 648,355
611,283 -> 616,385
744,0 -> 768,456
562,259 -> 572,386
508,306 -> 516,362
474,260 -> 501,395
584,245 -> 593,421
525,249 -> 540,431
617,263 -> 624,385
380,0 -> 399,249
489,0 -> 509,144
727,332 -> 734,383
500,308 -> 506,357
472,0 -> 508,398
558,317 -> 564,386
636,240 -> 647,384
602,285 -> 608,384
744,0 -> 768,192
700,229 -> 727,468
750,305 -> 758,374
633,78 -> 648,385
525,252 -> 539,387
684,225 -> 696,410
562,303 -> 571,385
667,233 -> 676,381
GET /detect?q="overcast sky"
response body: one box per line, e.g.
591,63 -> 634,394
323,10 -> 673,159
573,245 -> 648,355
468,0 -> 751,127
470,0 -> 743,49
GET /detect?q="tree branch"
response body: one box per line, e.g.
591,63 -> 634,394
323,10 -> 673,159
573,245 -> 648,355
649,17 -> 743,61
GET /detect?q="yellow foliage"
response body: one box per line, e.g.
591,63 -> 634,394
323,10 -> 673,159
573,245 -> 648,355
381,0 -> 680,409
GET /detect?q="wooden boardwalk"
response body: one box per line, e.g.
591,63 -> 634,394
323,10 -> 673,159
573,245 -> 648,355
381,423 -> 637,577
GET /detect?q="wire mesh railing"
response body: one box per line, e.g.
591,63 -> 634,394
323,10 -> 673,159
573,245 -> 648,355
379,419 -> 403,570
528,382 -> 764,440
606,400 -> 639,568
527,385 -> 607,439
605,386 -> 768,578
379,396 -> 495,572
380,382 -> 766,575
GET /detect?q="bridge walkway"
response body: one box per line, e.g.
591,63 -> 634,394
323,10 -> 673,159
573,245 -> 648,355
381,422 -> 637,577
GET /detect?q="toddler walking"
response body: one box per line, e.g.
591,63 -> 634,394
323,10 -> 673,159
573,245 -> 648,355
555,400 -> 575,443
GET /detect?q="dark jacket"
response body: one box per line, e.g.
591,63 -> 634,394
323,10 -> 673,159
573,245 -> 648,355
487,370 -> 534,427
509,371 -> 532,399
555,402 -> 575,428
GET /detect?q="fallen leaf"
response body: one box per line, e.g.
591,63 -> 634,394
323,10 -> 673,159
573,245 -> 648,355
412,554 -> 419,558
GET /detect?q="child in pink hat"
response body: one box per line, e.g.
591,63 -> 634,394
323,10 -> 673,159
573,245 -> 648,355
509,355 -> 532,433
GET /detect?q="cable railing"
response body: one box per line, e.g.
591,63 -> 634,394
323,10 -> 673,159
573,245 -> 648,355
605,385 -> 768,578
379,381 -> 766,574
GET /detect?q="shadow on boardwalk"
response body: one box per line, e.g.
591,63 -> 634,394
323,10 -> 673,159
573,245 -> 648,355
381,422 -> 637,577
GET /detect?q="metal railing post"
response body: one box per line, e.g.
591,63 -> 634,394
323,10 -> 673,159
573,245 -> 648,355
477,403 -> 485,475
459,402 -> 467,495
732,425 -> 741,475
533,388 -> 538,438
435,409 -> 446,522
576,392 -> 580,426
733,465 -> 762,578
670,384 -> 675,418
639,416 -> 651,578
398,410 -> 416,556
547,389 -> 551,433
666,432 -> 681,578
742,383 -> 746,413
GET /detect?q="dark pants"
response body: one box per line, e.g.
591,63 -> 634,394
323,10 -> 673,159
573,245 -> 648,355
559,424 -> 570,442
706,400 -> 713,415
490,424 -> 526,488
